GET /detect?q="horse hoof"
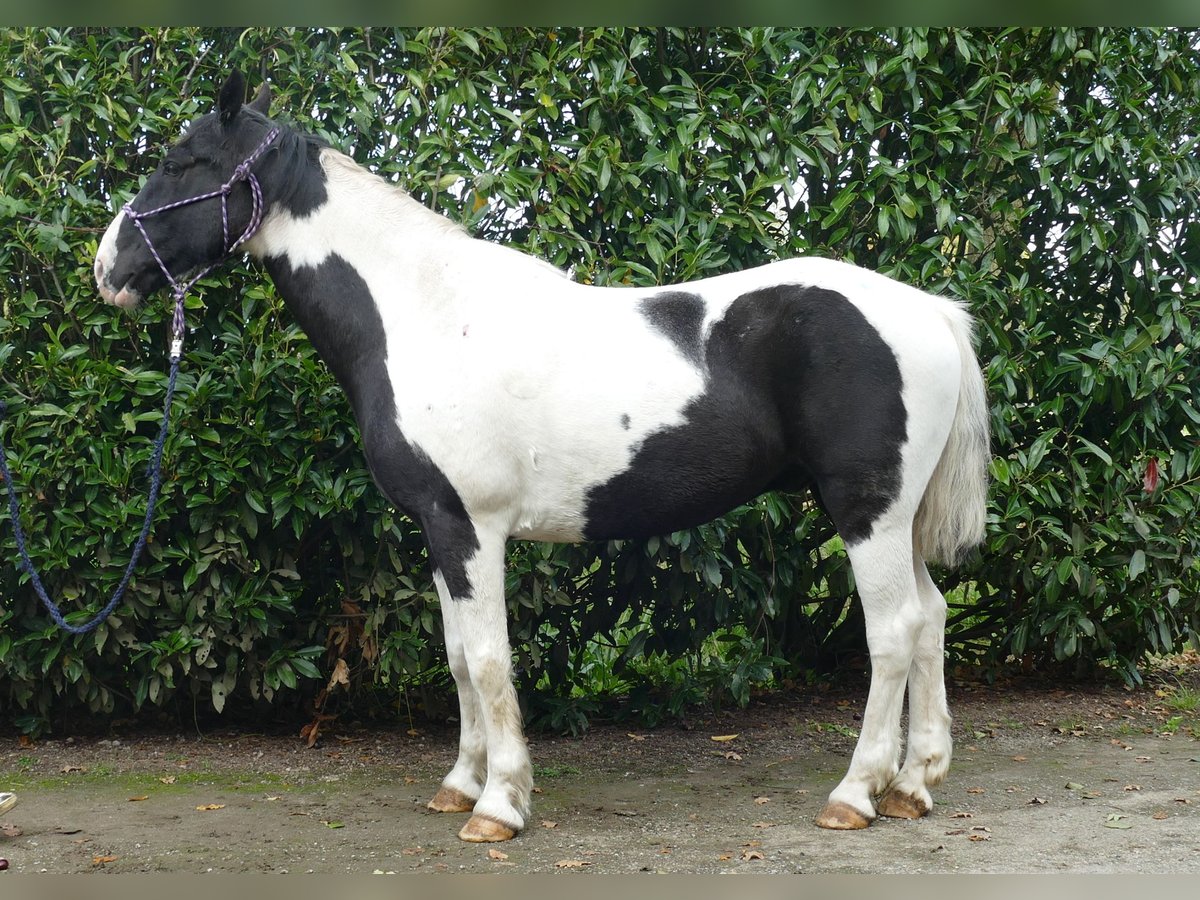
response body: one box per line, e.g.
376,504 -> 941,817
876,789 -> 929,819
427,786 -> 476,813
815,801 -> 873,830
459,814 -> 518,843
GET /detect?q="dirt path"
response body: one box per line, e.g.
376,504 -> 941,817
1,675 -> 1198,874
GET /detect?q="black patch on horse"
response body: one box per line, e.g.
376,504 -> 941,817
583,284 -> 907,545
264,252 -> 480,598
640,291 -> 706,366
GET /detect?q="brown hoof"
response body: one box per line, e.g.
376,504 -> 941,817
876,789 -> 929,819
815,801 -> 873,830
459,814 -> 518,843
427,786 -> 477,814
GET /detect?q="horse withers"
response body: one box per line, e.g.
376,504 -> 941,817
95,71 -> 989,842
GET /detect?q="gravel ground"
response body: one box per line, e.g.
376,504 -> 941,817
1,667 -> 1197,874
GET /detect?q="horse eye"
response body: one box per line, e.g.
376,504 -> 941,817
163,160 -> 182,177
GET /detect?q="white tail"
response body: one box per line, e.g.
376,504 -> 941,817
913,302 -> 990,566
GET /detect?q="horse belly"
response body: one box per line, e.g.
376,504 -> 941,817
579,386 -> 789,541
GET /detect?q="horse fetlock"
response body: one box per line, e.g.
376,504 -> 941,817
922,747 -> 952,786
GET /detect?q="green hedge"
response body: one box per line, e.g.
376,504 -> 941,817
1,27 -> 1198,733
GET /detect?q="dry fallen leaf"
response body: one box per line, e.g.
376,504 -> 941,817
1029,797 -> 1048,805
1124,784 -> 1142,792
1,824 -> 22,837
488,848 -> 509,860
753,796 -> 771,805
127,795 -> 149,802
541,820 -> 558,829
949,811 -> 973,819
966,787 -> 986,794
626,733 -> 647,742
1152,810 -> 1169,820
92,855 -> 119,865
724,751 -> 743,761
751,822 -> 776,828
195,804 -> 226,811
1011,755 -> 1028,762
968,834 -> 990,842
327,657 -> 350,690
159,776 -> 176,785
718,853 -> 732,861
61,764 -> 86,774
711,734 -> 739,742
554,859 -> 590,869
742,849 -> 765,860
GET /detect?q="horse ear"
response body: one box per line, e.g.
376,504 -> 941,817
248,82 -> 272,116
218,70 -> 246,125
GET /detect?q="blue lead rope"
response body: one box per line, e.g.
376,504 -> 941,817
0,341 -> 182,636
0,127 -> 276,636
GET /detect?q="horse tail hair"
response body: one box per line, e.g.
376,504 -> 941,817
913,301 -> 990,567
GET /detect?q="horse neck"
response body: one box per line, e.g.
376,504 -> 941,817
246,147 -> 472,414
251,146 -> 468,282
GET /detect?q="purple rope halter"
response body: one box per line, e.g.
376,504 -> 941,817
0,127 -> 279,635
125,126 -> 280,359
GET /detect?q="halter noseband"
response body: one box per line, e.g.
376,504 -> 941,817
122,126 -> 280,360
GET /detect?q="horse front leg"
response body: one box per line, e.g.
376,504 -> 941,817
427,571 -> 487,814
428,525 -> 531,842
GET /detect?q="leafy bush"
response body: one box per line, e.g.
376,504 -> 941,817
1,27 -> 1197,734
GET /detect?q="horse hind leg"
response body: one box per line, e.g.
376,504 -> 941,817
814,513 -> 925,830
876,558 -> 952,819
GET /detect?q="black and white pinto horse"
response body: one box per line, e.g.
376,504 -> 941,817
95,73 -> 989,842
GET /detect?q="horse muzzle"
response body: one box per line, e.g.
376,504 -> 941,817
94,211 -> 144,309
94,258 -> 142,309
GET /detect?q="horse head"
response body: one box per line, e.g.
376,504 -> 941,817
94,70 -> 280,309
